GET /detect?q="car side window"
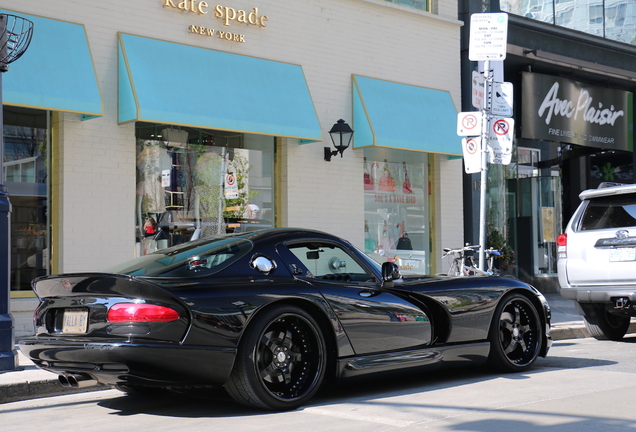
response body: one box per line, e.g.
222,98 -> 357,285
286,243 -> 375,282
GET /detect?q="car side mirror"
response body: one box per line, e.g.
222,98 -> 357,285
381,262 -> 401,288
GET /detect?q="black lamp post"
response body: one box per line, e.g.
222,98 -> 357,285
324,119 -> 353,161
0,14 -> 33,372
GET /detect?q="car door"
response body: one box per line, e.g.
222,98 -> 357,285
277,240 -> 432,355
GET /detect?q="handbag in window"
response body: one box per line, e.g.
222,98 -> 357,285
402,162 -> 413,194
379,161 -> 396,192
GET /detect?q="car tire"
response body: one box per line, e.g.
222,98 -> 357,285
225,305 -> 327,411
487,293 -> 542,372
582,306 -> 630,341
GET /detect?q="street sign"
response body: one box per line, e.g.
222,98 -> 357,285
487,117 -> 514,164
457,111 -> 483,136
472,71 -> 485,109
469,13 -> 508,61
462,137 -> 482,174
491,81 -> 513,116
224,172 -> 239,199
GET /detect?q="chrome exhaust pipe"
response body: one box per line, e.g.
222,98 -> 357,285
60,373 -> 98,388
58,374 -> 71,387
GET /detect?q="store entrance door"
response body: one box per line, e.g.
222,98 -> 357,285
511,176 -> 561,292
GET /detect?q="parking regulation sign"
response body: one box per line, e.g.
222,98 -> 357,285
491,81 -> 514,116
457,111 -> 483,136
487,117 -> 514,164
462,137 -> 482,174
469,13 -> 508,61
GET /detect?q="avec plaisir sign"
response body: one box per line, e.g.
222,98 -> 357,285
521,72 -> 633,151
163,0 -> 269,43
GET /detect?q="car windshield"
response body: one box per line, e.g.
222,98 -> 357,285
580,193 -> 636,230
106,236 -> 253,277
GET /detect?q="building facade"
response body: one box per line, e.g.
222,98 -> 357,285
460,0 -> 635,292
3,0 -> 465,337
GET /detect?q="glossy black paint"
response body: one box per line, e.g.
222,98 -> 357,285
19,228 -> 551,401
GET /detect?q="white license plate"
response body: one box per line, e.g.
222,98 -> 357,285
609,248 -> 636,262
62,310 -> 88,334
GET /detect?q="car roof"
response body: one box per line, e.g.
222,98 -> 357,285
579,183 -> 636,200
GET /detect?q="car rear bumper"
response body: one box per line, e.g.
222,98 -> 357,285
560,286 -> 636,303
18,338 -> 236,387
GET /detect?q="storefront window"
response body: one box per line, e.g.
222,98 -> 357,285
135,123 -> 274,256
3,107 -> 49,294
363,149 -> 430,275
384,0 -> 431,12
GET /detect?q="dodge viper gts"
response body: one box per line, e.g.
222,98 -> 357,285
19,228 -> 552,410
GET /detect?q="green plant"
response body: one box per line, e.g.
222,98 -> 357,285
488,229 -> 515,271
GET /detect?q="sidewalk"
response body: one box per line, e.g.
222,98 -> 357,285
1,293 -> 631,405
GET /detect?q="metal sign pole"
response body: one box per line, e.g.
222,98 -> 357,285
478,60 -> 491,271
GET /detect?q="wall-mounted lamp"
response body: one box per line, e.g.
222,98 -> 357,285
324,119 -> 354,161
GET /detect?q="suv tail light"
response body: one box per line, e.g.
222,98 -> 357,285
107,303 -> 180,323
557,233 -> 567,259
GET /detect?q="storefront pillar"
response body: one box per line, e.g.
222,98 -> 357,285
0,72 -> 17,370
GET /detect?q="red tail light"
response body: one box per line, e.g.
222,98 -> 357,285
557,233 -> 567,247
557,233 -> 567,259
107,303 -> 180,323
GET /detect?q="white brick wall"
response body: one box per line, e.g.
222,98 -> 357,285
6,0 -> 464,336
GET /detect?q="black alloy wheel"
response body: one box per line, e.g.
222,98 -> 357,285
487,293 -> 542,372
225,305 -> 326,410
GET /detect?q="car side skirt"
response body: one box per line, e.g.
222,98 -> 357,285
336,342 -> 490,381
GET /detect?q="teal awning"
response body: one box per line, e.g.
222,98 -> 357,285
118,33 -> 321,140
353,75 -> 461,156
1,10 -> 102,116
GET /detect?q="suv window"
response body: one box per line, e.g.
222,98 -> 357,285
579,193 -> 636,231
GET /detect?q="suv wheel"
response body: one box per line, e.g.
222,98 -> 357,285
582,304 -> 630,341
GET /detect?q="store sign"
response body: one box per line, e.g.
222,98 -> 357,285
521,72 -> 633,151
162,1 -> 269,44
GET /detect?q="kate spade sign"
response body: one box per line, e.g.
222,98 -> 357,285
521,72 -> 633,151
163,1 -> 269,44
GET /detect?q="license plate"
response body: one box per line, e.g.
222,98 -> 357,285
609,248 -> 636,262
62,309 -> 88,334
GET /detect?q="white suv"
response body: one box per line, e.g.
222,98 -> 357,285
558,182 -> 636,340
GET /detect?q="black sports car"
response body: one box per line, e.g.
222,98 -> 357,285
19,228 -> 552,410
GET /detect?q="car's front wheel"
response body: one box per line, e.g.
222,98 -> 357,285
582,305 -> 630,341
487,293 -> 542,372
225,305 -> 326,411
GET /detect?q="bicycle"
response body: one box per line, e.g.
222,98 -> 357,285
442,245 -> 500,276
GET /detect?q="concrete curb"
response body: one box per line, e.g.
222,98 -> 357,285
550,322 -> 636,342
0,378 -> 107,404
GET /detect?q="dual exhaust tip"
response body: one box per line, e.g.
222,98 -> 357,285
58,373 -> 99,389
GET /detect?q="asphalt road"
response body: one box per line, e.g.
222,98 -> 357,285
2,336 -> 636,432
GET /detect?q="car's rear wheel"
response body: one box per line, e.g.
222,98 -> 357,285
487,293 -> 542,372
582,305 -> 630,341
225,305 -> 326,411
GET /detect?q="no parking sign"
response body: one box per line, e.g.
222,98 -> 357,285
487,117 -> 514,164
225,172 -> 239,199
462,137 -> 482,174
